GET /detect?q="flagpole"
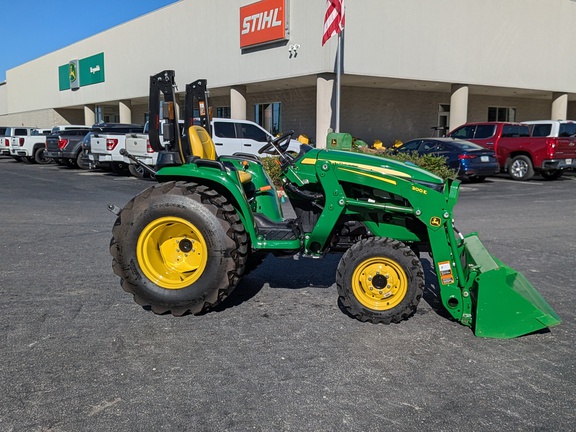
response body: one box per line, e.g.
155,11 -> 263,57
335,32 -> 341,133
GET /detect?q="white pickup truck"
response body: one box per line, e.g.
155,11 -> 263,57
1,127 -> 31,160
123,118 -> 301,177
123,120 -> 183,177
88,123 -> 144,175
6,127 -> 52,163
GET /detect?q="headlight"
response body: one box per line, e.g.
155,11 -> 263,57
413,179 -> 444,193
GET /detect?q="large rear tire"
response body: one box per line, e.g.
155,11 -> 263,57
110,181 -> 249,315
336,237 -> 424,324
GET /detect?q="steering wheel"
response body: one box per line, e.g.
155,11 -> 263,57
258,130 -> 295,155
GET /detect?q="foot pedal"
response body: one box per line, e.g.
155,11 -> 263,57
254,214 -> 299,241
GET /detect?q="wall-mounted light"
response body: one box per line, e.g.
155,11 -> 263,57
288,44 -> 300,58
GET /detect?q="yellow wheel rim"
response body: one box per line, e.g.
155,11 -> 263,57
137,216 -> 208,290
351,257 -> 408,310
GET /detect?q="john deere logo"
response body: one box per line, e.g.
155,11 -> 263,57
59,53 -> 104,91
430,217 -> 442,227
69,63 -> 77,83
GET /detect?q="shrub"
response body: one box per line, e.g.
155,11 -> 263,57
260,156 -> 284,188
357,147 -> 457,181
260,147 -> 457,187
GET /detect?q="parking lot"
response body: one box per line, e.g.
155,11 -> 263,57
0,157 -> 574,432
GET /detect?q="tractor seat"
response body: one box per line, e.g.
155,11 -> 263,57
188,125 -> 252,184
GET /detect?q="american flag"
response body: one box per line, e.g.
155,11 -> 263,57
322,0 -> 345,46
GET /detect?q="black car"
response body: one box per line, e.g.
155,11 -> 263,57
397,137 -> 500,182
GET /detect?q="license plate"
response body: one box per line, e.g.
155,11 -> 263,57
567,158 -> 573,164
481,156 -> 489,162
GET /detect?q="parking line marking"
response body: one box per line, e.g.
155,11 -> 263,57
489,177 -> 543,185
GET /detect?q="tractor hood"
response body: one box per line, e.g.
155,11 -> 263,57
309,148 -> 445,187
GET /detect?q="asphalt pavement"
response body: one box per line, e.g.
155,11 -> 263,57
0,157 -> 574,431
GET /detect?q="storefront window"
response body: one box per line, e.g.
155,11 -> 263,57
488,106 -> 516,122
217,107 -> 231,118
95,105 -> 119,123
254,102 -> 281,135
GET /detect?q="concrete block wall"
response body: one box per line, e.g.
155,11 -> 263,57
0,108 -> 85,128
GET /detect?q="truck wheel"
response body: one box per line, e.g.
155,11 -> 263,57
76,151 -> 90,170
34,147 -> 52,164
128,164 -> 148,179
540,169 -> 563,180
508,155 -> 534,181
336,237 -> 424,324
110,181 -> 249,316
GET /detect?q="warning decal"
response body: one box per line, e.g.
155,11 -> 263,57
438,261 -> 454,285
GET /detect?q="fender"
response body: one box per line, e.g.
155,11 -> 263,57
155,163 -> 260,243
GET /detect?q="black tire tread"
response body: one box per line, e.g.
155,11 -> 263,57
110,181 -> 248,316
336,237 -> 424,324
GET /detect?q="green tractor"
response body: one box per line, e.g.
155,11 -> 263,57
110,70 -> 560,338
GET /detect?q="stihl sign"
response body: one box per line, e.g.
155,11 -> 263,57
240,0 -> 289,48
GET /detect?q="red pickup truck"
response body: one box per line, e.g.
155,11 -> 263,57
449,121 -> 576,180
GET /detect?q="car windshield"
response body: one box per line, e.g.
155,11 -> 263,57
452,141 -> 486,151
398,140 -> 421,152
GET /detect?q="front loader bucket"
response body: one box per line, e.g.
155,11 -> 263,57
463,235 -> 561,338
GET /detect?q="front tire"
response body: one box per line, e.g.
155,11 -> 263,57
336,237 -> 424,324
110,181 -> 249,316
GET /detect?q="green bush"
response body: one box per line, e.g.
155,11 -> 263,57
260,156 -> 284,188
359,148 -> 457,181
261,147 -> 457,188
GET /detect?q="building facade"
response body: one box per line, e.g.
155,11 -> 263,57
2,0 -> 576,147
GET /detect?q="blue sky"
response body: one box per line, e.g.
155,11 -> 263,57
0,0 -> 177,82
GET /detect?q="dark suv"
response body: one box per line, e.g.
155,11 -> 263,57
45,128 -> 92,169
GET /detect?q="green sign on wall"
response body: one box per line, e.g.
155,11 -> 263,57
59,53 -> 105,91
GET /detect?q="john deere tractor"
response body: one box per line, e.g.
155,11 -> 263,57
110,70 -> 560,338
